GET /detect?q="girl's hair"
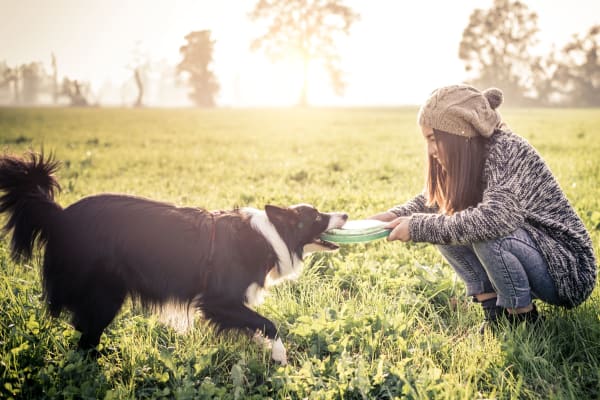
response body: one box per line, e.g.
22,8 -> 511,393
425,129 -> 488,214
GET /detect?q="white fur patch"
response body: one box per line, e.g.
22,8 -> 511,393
271,338 -> 287,365
245,282 -> 266,307
156,302 -> 195,333
327,212 -> 348,230
241,207 -> 303,281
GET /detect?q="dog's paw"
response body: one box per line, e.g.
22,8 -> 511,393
271,338 -> 287,365
252,332 -> 272,348
253,332 -> 287,365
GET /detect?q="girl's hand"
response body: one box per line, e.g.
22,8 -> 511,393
385,217 -> 411,242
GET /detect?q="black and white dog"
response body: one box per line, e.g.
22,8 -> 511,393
0,152 -> 347,364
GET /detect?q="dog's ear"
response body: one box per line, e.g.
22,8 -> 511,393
265,205 -> 293,227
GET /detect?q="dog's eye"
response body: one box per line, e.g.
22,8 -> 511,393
315,215 -> 322,222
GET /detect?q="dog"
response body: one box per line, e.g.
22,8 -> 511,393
0,152 -> 347,364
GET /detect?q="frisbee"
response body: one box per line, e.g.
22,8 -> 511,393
321,219 -> 391,244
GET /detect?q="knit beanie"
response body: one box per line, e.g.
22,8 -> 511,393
417,84 -> 504,138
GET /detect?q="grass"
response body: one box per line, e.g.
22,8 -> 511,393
0,106 -> 599,399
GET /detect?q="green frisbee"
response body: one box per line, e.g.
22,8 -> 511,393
321,219 -> 391,244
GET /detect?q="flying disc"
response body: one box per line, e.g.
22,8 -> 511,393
320,219 -> 391,244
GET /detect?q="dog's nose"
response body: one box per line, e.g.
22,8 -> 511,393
341,213 -> 349,221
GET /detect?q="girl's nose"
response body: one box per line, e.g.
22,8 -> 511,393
428,143 -> 437,158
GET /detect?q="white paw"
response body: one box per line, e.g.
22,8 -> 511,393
271,338 -> 287,365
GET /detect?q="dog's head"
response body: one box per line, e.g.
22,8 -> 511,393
265,204 -> 347,256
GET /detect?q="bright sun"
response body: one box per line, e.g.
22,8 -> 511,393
238,54 -> 336,107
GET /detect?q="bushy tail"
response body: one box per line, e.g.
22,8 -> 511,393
0,151 -> 62,262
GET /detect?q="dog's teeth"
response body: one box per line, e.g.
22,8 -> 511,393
271,338 -> 287,365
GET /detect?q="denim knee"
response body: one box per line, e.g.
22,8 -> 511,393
471,231 -> 539,308
436,244 -> 495,297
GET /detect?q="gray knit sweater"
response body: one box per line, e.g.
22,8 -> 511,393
389,130 -> 597,308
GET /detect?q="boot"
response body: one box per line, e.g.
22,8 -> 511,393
506,303 -> 540,325
478,297 -> 509,335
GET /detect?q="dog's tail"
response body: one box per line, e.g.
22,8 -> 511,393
0,151 -> 62,262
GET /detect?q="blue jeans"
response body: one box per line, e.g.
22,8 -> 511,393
436,228 -> 560,308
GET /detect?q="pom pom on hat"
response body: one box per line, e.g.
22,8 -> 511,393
483,88 -> 503,110
418,84 -> 504,138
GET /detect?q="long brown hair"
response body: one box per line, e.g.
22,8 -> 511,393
425,129 -> 488,214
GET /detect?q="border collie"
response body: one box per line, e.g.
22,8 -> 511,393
0,152 -> 347,364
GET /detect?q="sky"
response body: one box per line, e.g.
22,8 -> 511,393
1,0 -> 598,106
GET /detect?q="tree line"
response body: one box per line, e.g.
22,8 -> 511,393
460,0 -> 599,107
0,54 -> 90,107
1,0 -> 598,107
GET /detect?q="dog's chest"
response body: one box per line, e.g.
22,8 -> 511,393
244,266 -> 282,307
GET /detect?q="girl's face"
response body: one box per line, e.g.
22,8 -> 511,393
420,125 -> 443,166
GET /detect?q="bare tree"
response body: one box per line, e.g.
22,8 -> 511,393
249,0 -> 359,107
177,30 -> 220,108
129,41 -> 150,108
61,78 -> 89,107
51,53 -> 59,105
133,68 -> 144,107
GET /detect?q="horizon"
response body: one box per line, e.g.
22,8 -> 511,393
1,0 -> 598,107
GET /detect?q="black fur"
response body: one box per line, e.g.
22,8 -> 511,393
0,152 -> 61,261
0,152 -> 345,352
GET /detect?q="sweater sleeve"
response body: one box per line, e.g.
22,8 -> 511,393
408,185 -> 524,244
408,134 -> 525,245
388,193 -> 437,217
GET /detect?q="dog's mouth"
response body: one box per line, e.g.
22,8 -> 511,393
312,236 -> 339,250
308,211 -> 347,252
302,212 -> 347,254
303,236 -> 339,253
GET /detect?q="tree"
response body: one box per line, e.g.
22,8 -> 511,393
129,41 -> 150,108
61,78 -> 89,106
133,69 -> 144,107
0,62 -> 12,103
530,48 -> 562,106
51,53 -> 59,105
459,0 -> 539,105
1,63 -> 20,104
177,30 -> 219,108
20,62 -> 44,105
554,25 -> 600,106
249,0 -> 359,106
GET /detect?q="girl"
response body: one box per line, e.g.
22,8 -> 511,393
371,84 -> 596,333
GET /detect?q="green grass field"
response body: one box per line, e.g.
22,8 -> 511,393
0,107 -> 599,399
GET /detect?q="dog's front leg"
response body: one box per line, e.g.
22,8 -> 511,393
200,299 -> 287,364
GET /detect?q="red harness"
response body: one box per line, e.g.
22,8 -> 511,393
202,210 -> 222,289
207,212 -> 218,265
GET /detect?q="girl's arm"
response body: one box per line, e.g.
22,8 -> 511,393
369,211 -> 397,222
409,184 -> 523,245
369,193 -> 434,222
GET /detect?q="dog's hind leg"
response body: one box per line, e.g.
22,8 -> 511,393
42,256 -> 63,318
72,282 -> 127,351
199,300 -> 287,364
